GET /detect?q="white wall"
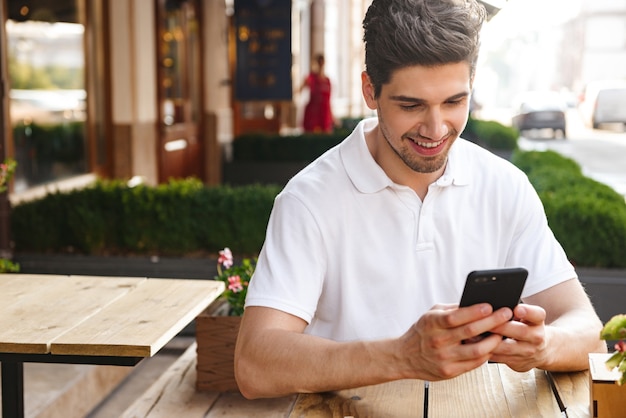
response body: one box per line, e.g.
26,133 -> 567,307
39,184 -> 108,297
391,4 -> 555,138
581,8 -> 626,83
109,0 -> 158,124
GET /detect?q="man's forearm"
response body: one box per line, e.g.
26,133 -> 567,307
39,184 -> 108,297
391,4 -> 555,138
234,328 -> 403,399
543,308 -> 607,371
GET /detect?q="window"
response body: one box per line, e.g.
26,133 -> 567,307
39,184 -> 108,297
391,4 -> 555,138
6,0 -> 88,192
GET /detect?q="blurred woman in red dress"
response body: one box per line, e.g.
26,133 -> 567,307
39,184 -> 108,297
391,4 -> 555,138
301,54 -> 334,133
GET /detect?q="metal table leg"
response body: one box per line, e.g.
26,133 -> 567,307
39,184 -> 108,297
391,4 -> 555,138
1,360 -> 24,418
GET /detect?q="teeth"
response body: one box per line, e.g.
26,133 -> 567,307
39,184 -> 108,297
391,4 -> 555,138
415,139 -> 443,148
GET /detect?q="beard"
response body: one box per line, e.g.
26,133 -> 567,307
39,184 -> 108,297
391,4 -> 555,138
378,117 -> 456,174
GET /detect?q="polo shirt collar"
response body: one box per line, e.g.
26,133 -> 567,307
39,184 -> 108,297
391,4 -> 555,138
341,118 -> 471,193
341,118 -> 392,193
439,138 -> 471,187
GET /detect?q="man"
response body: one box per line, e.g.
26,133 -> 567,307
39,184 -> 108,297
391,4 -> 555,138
234,0 -> 606,399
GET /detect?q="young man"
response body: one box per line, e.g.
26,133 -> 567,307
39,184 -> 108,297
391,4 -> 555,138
234,0 -> 606,399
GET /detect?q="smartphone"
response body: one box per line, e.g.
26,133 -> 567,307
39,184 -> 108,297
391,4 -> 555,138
459,267 -> 528,340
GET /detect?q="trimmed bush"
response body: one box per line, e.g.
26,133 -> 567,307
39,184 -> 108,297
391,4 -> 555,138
540,192 -> 626,268
512,150 -> 626,268
511,149 -> 582,177
463,118 -> 519,151
233,117 -> 517,163
10,148 -> 626,268
232,131 -> 348,162
11,178 -> 282,256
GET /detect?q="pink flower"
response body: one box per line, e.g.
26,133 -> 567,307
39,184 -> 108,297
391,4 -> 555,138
228,275 -> 243,293
616,341 -> 626,353
218,247 -> 233,268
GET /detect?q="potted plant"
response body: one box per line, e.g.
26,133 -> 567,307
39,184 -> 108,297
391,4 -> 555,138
195,247 -> 256,392
600,314 -> 626,385
213,247 -> 254,316
589,314 -> 626,416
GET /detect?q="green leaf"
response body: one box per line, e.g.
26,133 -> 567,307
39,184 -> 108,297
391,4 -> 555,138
605,351 -> 624,370
600,314 -> 626,340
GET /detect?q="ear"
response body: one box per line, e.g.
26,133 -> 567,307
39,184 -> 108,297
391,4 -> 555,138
361,72 -> 377,110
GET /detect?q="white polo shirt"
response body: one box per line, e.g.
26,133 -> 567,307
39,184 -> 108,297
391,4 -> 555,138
245,117 -> 576,341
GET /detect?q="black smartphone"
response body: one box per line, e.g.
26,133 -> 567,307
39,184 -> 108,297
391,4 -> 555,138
459,267 -> 528,340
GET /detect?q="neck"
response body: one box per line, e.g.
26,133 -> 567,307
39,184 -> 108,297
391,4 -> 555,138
365,128 -> 444,200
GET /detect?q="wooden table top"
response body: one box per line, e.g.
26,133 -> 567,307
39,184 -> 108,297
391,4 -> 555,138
290,363 -> 591,417
0,274 -> 224,358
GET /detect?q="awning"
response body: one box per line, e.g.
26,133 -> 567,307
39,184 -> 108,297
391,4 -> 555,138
478,0 -> 508,20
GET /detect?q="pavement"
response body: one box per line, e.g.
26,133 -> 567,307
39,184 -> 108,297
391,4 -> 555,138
85,336 -> 195,418
9,335 -> 195,418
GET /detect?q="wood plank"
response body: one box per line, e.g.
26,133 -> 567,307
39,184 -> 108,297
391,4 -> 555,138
552,370 -> 591,418
30,365 -> 132,418
0,275 -> 144,354
290,379 -> 424,417
208,392 -> 296,418
429,363 -> 511,418
50,279 -> 224,357
121,343 -> 221,418
498,366 -> 561,417
121,343 -> 296,418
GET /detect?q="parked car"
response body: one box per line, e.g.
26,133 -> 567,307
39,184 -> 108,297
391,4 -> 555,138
579,81 -> 626,129
511,91 -> 567,139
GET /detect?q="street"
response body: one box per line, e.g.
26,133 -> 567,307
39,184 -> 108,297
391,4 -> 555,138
516,109 -> 626,198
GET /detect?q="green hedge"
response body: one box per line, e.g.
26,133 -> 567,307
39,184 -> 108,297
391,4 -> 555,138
232,117 -> 518,163
11,178 -> 282,256
13,121 -> 86,164
232,131 -> 348,162
463,118 -> 519,150
10,144 -> 626,268
512,150 -> 626,268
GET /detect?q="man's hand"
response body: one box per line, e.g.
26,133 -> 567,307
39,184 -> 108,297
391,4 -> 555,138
397,303 -> 514,381
488,304 -> 548,372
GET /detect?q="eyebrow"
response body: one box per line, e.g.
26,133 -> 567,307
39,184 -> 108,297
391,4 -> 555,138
389,91 -> 469,104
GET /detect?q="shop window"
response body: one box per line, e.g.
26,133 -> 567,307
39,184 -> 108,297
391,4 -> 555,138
5,0 -> 88,192
156,0 -> 204,182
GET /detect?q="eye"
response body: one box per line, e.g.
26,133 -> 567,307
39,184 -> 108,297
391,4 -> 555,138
399,103 -> 422,111
445,98 -> 466,106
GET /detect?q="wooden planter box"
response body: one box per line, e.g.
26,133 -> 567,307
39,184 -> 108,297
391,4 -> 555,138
589,353 -> 626,418
195,305 -> 241,392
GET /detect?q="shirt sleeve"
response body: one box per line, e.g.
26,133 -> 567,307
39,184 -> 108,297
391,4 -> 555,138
508,176 -> 577,298
244,191 -> 326,323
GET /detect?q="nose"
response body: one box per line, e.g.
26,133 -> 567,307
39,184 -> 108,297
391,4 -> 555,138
419,107 -> 449,140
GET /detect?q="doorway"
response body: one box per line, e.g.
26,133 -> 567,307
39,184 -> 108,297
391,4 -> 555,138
156,0 -> 203,182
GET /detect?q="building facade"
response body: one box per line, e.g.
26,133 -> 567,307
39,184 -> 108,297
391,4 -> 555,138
1,0 -> 502,202
577,0 -> 626,86
1,0 -> 376,201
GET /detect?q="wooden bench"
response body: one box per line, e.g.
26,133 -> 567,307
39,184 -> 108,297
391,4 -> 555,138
121,342 -> 297,417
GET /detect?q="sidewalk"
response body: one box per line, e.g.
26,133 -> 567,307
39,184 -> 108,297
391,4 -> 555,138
86,336 -> 195,418
6,336 -> 195,418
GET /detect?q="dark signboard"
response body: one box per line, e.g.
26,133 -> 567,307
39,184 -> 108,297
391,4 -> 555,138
234,0 -> 292,101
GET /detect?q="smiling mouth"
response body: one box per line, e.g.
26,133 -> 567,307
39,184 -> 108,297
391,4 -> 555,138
409,137 -> 445,149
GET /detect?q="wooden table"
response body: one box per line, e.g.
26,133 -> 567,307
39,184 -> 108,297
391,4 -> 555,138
0,274 -> 224,418
290,363 -> 591,417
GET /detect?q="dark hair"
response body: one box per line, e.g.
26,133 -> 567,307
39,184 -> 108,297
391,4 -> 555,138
363,0 -> 486,98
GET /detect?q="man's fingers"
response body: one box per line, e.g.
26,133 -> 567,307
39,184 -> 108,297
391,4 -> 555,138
440,305 -> 513,342
442,303 -> 493,329
514,304 -> 546,324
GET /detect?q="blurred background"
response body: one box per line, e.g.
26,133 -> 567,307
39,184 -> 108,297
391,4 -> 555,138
475,0 -> 626,128
0,0 -> 624,200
